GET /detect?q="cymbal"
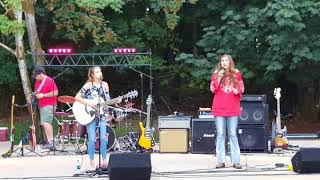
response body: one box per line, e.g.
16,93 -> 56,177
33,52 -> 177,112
58,95 -> 75,104
123,108 -> 147,114
54,111 -> 72,116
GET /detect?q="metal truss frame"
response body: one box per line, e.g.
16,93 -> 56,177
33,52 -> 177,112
33,52 -> 152,67
33,52 -> 153,109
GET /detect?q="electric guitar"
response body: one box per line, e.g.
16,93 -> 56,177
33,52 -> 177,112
2,95 -> 15,158
72,90 -> 138,125
273,87 -> 288,149
138,95 -> 153,150
29,103 -> 36,151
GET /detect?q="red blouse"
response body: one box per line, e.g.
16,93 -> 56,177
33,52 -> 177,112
210,70 -> 245,116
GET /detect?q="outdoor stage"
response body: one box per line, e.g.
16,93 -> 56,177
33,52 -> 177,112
1,140 -> 320,180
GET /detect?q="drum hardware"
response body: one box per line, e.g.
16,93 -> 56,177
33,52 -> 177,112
117,132 -> 139,152
54,110 -> 88,154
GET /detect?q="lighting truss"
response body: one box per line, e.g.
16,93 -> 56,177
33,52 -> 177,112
33,52 -> 152,67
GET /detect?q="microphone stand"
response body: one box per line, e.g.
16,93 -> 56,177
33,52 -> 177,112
127,66 -> 153,120
51,68 -> 70,154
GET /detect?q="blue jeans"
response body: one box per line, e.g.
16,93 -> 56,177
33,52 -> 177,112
87,118 -> 108,161
215,116 -> 240,164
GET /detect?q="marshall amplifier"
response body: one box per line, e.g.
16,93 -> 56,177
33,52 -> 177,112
158,116 -> 191,129
191,118 -> 216,154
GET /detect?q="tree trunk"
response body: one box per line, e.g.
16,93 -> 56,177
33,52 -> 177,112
22,0 -> 44,65
15,10 -> 32,104
15,9 -> 42,140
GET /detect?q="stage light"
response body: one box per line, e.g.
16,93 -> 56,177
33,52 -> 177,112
113,48 -> 137,54
47,48 -> 73,54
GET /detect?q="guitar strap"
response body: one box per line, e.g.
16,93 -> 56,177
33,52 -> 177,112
36,76 -> 47,93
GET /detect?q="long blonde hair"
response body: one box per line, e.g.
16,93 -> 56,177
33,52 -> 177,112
87,66 -> 101,82
214,54 -> 238,86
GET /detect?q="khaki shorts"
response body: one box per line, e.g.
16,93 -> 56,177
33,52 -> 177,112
39,106 -> 56,125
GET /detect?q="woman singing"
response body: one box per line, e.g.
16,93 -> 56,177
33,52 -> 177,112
210,54 -> 245,169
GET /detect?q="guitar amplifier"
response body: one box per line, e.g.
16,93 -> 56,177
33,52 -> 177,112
191,118 -> 216,154
159,129 -> 188,153
158,116 -> 191,129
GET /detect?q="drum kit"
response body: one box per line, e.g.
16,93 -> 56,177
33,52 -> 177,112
54,95 -> 144,154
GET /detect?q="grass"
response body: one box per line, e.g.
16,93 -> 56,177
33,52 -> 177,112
0,115 -> 159,145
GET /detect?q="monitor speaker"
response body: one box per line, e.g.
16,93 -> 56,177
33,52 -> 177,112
291,148 -> 320,173
108,153 -> 151,180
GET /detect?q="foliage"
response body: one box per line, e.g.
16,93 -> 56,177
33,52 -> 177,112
41,0 -> 125,46
0,0 -> 27,87
176,0 -> 320,87
0,15 -> 24,36
75,0 -> 124,12
150,0 -> 199,30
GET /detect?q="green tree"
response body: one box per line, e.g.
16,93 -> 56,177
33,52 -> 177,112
177,0 -> 320,121
0,0 -> 33,104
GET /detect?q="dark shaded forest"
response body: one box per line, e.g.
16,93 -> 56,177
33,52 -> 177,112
1,0 -> 320,132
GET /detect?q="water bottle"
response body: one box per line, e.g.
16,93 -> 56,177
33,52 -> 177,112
74,159 -> 81,174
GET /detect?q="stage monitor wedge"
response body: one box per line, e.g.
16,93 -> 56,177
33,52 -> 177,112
108,153 -> 151,180
291,148 -> 320,174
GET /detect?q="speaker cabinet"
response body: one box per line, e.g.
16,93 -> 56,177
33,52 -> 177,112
291,148 -> 320,173
237,125 -> 268,152
108,153 -> 151,180
159,129 -> 188,153
191,118 -> 216,154
240,95 -> 269,125
241,94 -> 267,103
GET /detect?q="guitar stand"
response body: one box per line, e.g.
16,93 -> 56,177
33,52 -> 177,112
11,131 -> 43,157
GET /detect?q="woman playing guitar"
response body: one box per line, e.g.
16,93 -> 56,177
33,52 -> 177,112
74,66 -> 122,169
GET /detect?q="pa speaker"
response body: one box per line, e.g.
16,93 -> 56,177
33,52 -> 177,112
240,95 -> 269,125
191,118 -> 216,154
108,153 -> 151,180
237,125 -> 268,152
291,148 -> 320,173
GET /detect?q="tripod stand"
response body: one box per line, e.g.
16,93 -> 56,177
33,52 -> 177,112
8,103 -> 42,157
10,129 -> 43,157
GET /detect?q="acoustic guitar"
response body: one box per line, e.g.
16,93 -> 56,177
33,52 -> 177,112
72,90 -> 138,125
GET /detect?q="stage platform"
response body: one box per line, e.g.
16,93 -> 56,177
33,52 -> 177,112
1,140 -> 320,180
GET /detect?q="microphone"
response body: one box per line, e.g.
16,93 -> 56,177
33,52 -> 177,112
220,67 -> 225,77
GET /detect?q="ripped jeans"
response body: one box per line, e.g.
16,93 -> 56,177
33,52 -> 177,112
87,118 -> 108,161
